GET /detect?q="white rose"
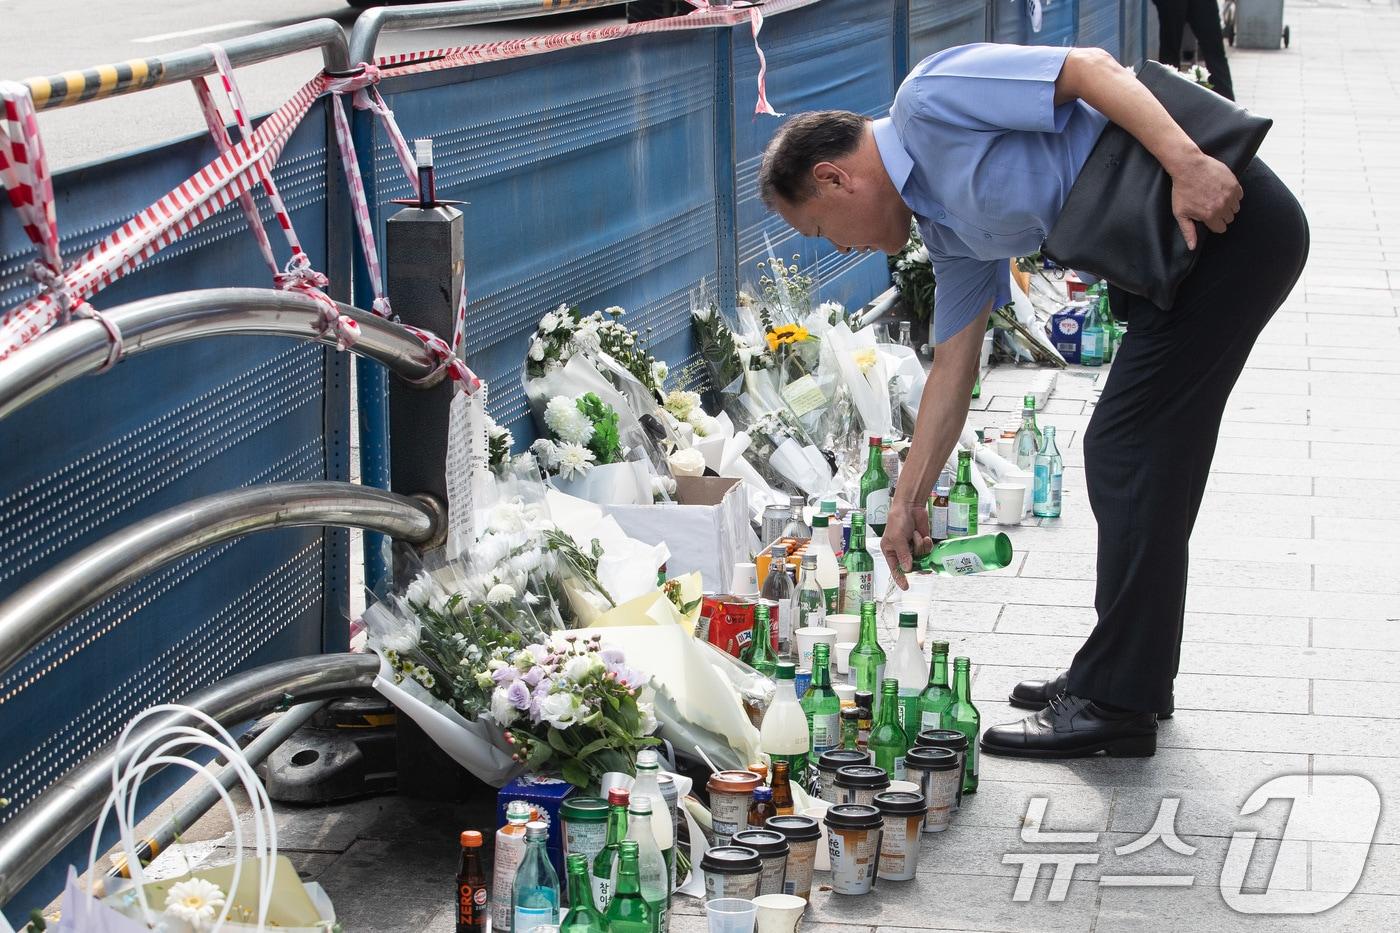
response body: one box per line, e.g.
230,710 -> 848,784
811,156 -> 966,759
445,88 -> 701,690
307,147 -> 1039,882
490,688 -> 519,726
528,339 -> 545,362
668,448 -> 706,477
486,583 -> 517,604
538,692 -> 583,729
563,655 -> 601,683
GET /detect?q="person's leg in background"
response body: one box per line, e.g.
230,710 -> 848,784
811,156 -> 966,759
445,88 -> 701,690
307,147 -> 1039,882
1187,0 -> 1237,99
1153,0 -> 1189,68
1066,159 -> 1308,713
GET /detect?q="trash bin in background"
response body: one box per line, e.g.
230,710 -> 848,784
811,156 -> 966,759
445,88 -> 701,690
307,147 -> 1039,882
1232,0 -> 1290,49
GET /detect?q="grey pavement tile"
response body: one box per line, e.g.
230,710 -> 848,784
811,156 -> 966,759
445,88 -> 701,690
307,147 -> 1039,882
1313,515 -> 1400,542
814,875 -> 1098,932
1311,678 -> 1400,718
994,603 -> 1311,649
1177,640 -> 1400,684
317,837 -> 457,904
948,779 -> 1115,834
1183,584 -> 1394,622
972,663 -> 1310,715
928,599 -> 1004,634
1155,709 -> 1400,758
1201,490 -> 1400,522
1310,562 -> 1400,594
1310,617 -> 1400,651
1093,883 -> 1400,932
1200,471 -> 1314,496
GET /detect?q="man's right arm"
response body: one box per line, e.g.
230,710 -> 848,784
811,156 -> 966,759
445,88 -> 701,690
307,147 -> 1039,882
881,298 -> 993,588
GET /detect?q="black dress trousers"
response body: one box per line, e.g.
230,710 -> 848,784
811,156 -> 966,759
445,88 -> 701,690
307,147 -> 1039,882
1065,159 -> 1309,713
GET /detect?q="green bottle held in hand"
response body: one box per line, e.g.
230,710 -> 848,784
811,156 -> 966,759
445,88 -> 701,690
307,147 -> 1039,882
869,678 -> 909,781
913,533 -> 1012,576
840,511 -> 875,614
947,449 -> 978,538
849,601 -> 887,695
859,435 -> 892,535
947,658 -> 981,795
917,640 -> 953,731
561,855 -> 606,933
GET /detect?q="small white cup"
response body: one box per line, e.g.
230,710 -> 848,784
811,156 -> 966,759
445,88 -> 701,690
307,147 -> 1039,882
889,780 -> 922,794
795,626 -> 838,671
833,682 -> 856,705
833,641 -> 856,674
803,802 -> 832,871
828,613 -> 861,645
753,894 -> 806,933
993,483 -> 1027,526
732,561 -> 759,596
996,436 -> 1016,461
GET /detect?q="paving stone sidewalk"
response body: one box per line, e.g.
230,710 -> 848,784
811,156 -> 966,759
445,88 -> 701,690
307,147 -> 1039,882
139,2 -> 1400,929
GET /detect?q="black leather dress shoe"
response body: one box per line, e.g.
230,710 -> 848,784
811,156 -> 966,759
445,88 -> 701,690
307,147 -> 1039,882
980,693 -> 1158,758
1009,670 -> 1174,719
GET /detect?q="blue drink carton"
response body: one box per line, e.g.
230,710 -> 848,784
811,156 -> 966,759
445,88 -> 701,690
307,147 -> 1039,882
1049,305 -> 1087,364
498,774 -> 574,880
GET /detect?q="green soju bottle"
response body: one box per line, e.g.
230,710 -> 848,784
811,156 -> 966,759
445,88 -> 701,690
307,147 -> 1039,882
1012,394 -> 1042,472
561,855 -> 606,933
604,843 -> 654,933
1097,287 -> 1116,363
1033,426 -> 1064,518
741,603 -> 779,677
947,449 -> 978,538
918,640 -> 953,731
800,643 -> 841,762
913,533 -> 1012,576
1081,295 -> 1104,367
947,657 -> 980,795
849,600 -> 887,695
590,788 -> 629,911
869,678 -> 909,781
840,511 -> 875,614
859,435 -> 892,536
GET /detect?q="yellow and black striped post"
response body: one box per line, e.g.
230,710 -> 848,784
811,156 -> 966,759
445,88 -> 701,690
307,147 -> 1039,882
24,58 -> 165,110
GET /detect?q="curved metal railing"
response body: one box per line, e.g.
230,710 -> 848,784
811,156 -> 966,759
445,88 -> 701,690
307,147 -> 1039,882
0,652 -> 380,907
348,0 -> 628,65
0,289 -> 448,423
0,482 -> 443,677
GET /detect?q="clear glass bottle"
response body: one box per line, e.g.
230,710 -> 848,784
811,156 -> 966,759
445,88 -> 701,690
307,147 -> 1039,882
897,320 -> 913,348
796,553 -> 826,631
1033,426 -> 1064,518
626,798 -> 669,933
849,601 -> 887,695
947,449 -> 978,538
928,478 -> 950,544
512,821 -> 560,933
603,842 -> 654,933
947,658 -> 981,795
807,516 -> 841,613
761,543 -> 796,660
840,511 -> 875,615
631,749 -> 673,913
887,612 -> 926,736
780,495 -> 810,541
494,800 -> 535,933
1013,394 -> 1043,472
859,435 -> 892,535
869,678 -> 909,781
917,640 -> 953,731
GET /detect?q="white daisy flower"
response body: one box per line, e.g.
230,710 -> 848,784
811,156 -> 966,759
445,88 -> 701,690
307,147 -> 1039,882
555,443 -> 596,479
165,877 -> 226,930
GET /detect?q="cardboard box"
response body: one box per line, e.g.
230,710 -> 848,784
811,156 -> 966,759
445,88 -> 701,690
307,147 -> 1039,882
604,475 -> 753,593
1049,305 -> 1087,364
497,774 -> 575,881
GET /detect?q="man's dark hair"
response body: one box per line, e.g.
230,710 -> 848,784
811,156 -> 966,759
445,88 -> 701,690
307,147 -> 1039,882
758,110 -> 871,209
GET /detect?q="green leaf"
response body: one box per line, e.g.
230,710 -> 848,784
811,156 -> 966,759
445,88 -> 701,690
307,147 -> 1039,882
561,758 -> 592,789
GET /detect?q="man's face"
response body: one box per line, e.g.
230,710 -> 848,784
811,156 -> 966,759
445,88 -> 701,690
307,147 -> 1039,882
775,162 -> 912,256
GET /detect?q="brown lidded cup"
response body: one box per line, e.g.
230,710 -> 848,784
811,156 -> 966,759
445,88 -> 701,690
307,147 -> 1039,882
765,814 -> 821,900
732,829 -> 789,897
706,770 -> 763,845
873,790 -> 926,881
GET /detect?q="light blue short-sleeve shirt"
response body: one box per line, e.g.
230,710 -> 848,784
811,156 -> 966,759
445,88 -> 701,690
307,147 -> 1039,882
873,43 -> 1109,344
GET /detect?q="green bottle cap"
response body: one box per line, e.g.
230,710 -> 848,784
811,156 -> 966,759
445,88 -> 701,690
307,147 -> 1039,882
812,515 -> 829,528
1023,394 -> 1035,407
898,612 -> 918,628
776,662 -> 796,680
821,499 -> 837,512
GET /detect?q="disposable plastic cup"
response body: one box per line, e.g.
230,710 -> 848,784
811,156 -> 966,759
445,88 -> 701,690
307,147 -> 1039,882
834,641 -> 856,675
993,483 -> 1026,526
828,614 -> 861,645
732,562 -> 760,596
753,894 -> 807,933
794,626 -> 837,671
833,683 -> 856,706
706,898 -> 758,933
996,436 -> 1015,461
801,802 -> 832,871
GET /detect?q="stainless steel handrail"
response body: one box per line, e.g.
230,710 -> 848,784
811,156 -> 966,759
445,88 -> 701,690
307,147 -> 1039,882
349,0 -> 630,66
0,652 -> 381,908
0,482 -> 442,677
0,288 -> 446,423
20,19 -> 351,111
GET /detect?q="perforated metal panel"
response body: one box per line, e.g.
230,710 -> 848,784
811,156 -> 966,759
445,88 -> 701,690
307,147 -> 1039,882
730,0 -> 898,315
0,104 -> 350,919
1080,0 -> 1122,57
993,0 -> 1079,46
367,31 -> 721,444
909,0 -> 989,65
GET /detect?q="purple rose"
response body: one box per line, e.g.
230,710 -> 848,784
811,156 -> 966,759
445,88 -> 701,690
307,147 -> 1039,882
492,666 -> 516,686
523,666 -> 544,688
507,680 -> 532,711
